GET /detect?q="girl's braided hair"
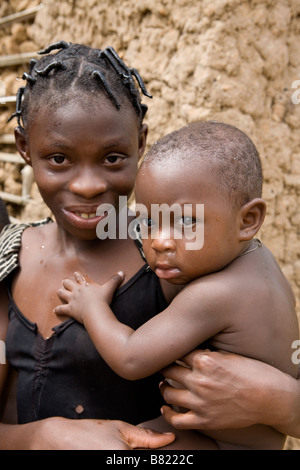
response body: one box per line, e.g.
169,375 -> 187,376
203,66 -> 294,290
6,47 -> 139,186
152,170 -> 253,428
9,41 -> 152,130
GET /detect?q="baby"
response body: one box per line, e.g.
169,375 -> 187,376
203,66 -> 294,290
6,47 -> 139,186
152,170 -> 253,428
55,121 -> 299,449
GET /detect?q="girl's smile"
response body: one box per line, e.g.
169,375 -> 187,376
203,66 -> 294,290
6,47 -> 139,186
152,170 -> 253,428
61,206 -> 108,230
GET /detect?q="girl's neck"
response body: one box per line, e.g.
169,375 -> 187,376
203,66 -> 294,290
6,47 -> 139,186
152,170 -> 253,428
52,222 -> 104,257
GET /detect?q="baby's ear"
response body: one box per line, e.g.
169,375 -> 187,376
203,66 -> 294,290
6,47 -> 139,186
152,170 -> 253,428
238,198 -> 266,241
14,127 -> 32,166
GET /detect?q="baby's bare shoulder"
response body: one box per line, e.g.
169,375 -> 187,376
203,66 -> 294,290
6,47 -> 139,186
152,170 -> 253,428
234,245 -> 295,302
183,245 -> 294,315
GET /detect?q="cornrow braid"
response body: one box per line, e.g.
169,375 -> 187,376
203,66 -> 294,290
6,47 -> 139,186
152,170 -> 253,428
38,40 -> 70,54
35,60 -> 67,76
9,41 -> 152,131
8,86 -> 25,127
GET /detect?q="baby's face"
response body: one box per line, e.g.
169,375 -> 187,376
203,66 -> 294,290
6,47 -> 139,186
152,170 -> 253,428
135,161 -> 241,284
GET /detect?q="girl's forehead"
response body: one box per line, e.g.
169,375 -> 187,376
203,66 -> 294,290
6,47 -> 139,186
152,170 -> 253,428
29,96 -> 139,136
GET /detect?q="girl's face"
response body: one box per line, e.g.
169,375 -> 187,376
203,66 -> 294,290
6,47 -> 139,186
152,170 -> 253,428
135,161 -> 241,285
16,96 -> 147,240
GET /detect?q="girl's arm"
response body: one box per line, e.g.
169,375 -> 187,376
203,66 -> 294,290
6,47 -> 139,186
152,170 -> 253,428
55,272 -> 226,380
0,418 -> 175,450
0,282 -> 41,448
0,282 -> 12,420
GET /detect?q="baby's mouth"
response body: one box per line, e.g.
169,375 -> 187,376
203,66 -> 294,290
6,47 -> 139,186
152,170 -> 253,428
154,262 -> 181,280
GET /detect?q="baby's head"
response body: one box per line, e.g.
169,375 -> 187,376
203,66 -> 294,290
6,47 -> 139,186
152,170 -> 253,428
141,120 -> 263,208
135,121 -> 266,284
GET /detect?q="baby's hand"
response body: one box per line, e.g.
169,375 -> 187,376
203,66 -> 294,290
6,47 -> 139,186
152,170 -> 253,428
54,271 -> 124,323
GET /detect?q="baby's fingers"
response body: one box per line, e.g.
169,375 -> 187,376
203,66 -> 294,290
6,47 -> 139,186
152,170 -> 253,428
54,303 -> 71,316
74,272 -> 87,285
56,286 -> 71,303
103,271 -> 124,298
62,278 -> 76,291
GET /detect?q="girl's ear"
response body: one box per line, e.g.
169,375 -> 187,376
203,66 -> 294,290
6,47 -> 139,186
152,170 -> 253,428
238,198 -> 266,241
138,123 -> 148,161
14,127 -> 32,166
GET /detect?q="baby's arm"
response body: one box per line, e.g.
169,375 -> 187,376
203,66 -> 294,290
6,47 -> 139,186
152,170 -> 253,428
55,272 -> 226,380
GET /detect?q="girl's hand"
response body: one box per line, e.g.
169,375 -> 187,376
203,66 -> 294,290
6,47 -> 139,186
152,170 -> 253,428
29,417 -> 175,450
54,271 -> 124,323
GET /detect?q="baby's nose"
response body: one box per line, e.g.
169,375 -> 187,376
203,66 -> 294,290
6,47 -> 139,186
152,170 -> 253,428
151,232 -> 177,253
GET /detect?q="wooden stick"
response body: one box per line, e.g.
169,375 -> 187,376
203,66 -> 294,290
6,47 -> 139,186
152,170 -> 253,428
0,134 -> 15,145
0,5 -> 44,29
0,191 -> 26,205
0,52 -> 38,68
0,95 -> 16,104
0,152 -> 24,164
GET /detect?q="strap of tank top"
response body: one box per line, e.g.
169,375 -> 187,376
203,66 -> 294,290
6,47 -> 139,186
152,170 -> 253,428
0,218 -> 53,282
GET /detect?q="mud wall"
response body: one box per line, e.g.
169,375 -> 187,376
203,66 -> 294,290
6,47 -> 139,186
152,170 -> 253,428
0,0 -> 299,450
3,0 -> 300,314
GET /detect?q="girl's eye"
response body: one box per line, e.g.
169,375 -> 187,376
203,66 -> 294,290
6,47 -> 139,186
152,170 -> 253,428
105,155 -> 124,164
50,155 -> 66,164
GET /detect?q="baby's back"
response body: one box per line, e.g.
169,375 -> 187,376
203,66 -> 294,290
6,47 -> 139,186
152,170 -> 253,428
210,244 -> 298,377
202,244 -> 299,449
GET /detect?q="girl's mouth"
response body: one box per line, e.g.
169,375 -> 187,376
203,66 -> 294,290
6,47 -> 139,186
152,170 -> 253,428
63,208 -> 108,229
74,212 -> 97,219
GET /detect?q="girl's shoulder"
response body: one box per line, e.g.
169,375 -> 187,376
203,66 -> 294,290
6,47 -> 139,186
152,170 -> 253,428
0,217 -> 53,282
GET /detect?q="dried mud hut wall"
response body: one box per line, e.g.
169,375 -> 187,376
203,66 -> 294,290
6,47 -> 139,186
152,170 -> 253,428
2,0 -> 299,321
0,0 -> 300,448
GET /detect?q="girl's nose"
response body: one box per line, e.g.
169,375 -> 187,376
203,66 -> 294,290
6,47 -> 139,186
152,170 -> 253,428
68,168 -> 108,199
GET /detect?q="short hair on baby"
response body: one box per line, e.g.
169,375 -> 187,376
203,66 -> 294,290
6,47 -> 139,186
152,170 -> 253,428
142,121 -> 263,208
9,41 -> 152,131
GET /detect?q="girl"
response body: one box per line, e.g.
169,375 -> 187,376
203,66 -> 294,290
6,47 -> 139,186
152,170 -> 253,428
0,41 -> 198,450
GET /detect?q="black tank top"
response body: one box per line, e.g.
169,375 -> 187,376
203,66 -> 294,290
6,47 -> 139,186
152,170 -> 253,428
2,221 -> 167,425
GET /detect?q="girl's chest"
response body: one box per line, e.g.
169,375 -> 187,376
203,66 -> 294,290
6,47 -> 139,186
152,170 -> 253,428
12,255 -> 82,338
12,239 -> 145,339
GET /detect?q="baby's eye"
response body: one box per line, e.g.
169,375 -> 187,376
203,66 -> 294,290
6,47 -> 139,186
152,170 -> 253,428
139,218 -> 154,227
177,216 -> 196,226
